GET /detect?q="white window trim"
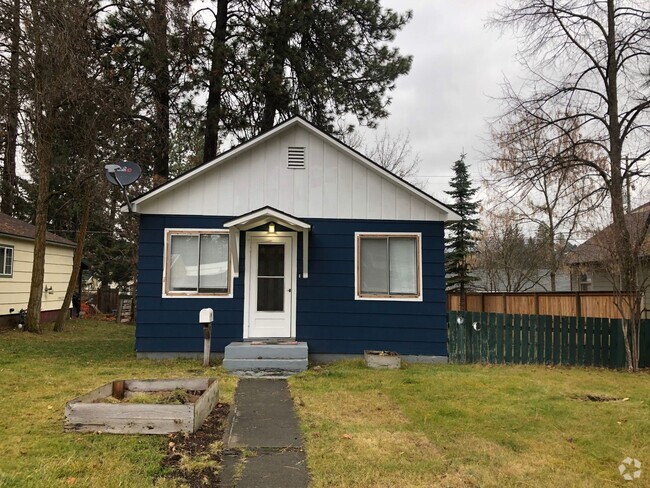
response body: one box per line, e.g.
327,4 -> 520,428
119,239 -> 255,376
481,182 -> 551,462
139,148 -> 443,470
354,232 -> 423,302
162,228 -> 233,298
0,245 -> 13,278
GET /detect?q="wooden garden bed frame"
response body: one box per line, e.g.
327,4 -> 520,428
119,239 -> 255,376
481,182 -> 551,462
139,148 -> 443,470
64,378 -> 219,435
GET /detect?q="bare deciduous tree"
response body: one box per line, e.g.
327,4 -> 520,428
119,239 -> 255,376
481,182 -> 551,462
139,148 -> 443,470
476,212 -> 546,292
491,0 -> 650,371
488,114 -> 605,291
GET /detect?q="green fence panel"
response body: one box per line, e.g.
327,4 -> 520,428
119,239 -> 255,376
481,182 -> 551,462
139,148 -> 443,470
446,312 -> 647,369
488,313 -> 497,364
545,316 -> 553,365
513,314 -> 522,364
472,312 -> 481,363
537,315 -> 546,364
477,312 -> 490,364
496,314 -> 505,364
448,311 -> 456,362
561,316 -> 569,365
641,320 -> 650,369
611,319 -> 626,369
521,315 -> 529,364
552,316 -> 561,366
528,314 -> 536,364
577,317 -> 585,366
569,317 -> 577,366
593,318 -> 602,367
505,314 -> 513,364
585,318 -> 594,366
601,318 -> 609,366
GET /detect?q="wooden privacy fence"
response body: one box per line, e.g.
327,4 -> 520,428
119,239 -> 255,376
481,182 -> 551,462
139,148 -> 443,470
448,311 -> 650,369
447,292 -> 643,319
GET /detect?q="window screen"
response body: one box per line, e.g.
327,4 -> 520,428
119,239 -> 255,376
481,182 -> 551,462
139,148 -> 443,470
0,246 -> 13,277
167,232 -> 229,294
358,235 -> 419,298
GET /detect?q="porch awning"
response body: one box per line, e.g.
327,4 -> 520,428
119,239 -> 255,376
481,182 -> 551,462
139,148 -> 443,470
223,206 -> 312,278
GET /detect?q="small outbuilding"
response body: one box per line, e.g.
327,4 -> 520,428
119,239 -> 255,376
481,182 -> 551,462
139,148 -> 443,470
130,117 -> 459,363
0,213 -> 76,328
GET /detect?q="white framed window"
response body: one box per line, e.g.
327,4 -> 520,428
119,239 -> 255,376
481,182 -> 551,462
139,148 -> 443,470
355,233 -> 422,301
163,229 -> 231,297
0,245 -> 13,277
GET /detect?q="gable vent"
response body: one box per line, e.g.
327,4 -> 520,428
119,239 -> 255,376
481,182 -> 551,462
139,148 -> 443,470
287,146 -> 306,169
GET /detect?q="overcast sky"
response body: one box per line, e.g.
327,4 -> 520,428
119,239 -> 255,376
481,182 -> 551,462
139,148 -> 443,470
366,0 -> 522,200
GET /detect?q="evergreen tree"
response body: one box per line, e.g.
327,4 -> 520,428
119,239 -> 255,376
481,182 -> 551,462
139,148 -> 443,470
445,154 -> 480,307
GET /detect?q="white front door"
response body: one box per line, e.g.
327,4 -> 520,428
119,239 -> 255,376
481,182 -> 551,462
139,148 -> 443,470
246,235 -> 294,338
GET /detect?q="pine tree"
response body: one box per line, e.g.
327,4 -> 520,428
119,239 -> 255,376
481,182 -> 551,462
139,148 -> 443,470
445,154 -> 480,309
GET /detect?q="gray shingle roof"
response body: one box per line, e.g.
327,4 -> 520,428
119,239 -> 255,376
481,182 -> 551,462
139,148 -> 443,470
0,213 -> 76,247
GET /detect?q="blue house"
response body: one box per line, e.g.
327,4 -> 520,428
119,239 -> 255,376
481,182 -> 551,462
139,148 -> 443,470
130,117 -> 459,370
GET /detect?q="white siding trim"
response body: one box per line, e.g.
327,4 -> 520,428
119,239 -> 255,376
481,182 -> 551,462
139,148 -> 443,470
130,118 -> 460,221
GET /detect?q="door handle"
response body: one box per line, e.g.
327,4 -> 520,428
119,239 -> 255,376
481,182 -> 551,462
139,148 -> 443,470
287,289 -> 292,292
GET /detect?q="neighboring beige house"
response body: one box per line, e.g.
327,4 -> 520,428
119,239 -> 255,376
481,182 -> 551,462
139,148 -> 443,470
566,202 -> 650,316
0,213 -> 76,327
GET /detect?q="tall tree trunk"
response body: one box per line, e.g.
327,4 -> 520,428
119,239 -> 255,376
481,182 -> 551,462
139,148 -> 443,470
151,0 -> 170,187
259,1 -> 293,132
605,0 -> 637,371
25,0 -> 51,333
202,0 -> 229,163
54,188 -> 91,332
2,0 -> 21,215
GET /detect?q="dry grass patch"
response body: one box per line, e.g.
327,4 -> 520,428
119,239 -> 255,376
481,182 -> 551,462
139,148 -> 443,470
0,320 -> 237,487
291,361 -> 650,487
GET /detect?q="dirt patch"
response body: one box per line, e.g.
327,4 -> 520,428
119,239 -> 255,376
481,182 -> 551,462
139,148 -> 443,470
160,402 -> 230,486
578,394 -> 629,402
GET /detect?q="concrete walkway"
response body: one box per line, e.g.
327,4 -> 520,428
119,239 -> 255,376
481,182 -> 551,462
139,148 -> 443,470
220,379 -> 309,487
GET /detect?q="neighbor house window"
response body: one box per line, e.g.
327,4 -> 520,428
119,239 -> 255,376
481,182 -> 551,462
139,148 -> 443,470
356,233 -> 421,299
0,245 -> 13,277
164,230 -> 230,296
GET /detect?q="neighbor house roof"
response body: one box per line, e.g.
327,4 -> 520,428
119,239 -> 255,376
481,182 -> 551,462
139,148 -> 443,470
566,202 -> 650,265
127,116 -> 461,221
0,213 -> 76,248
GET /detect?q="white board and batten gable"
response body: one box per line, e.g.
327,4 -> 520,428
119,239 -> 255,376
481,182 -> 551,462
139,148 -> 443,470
130,117 -> 460,222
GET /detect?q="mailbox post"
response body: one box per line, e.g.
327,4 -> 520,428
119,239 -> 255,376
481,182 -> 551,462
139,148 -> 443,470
199,308 -> 213,367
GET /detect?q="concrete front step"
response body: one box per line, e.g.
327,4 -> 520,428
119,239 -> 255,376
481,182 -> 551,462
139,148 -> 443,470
223,342 -> 308,376
224,342 -> 308,360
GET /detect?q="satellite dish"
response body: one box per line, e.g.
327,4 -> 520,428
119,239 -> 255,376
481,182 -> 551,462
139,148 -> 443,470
105,161 -> 141,187
105,161 -> 142,213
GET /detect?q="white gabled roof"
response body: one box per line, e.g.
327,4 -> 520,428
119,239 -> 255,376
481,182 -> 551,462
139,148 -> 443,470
128,116 -> 460,222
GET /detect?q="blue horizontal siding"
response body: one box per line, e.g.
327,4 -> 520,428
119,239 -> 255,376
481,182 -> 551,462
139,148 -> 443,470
136,214 -> 448,356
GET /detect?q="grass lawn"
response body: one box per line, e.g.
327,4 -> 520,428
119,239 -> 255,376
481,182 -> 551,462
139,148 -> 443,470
290,361 -> 650,487
0,319 -> 237,488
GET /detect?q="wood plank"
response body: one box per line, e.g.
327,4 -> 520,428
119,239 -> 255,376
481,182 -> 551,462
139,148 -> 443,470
73,382 -> 114,404
536,315 -> 545,365
528,314 -> 536,365
193,379 -> 220,431
561,316 -> 569,365
593,318 -> 603,367
488,313 -> 497,364
577,317 -> 585,366
568,317 -> 576,365
124,379 -> 211,393
552,316 -> 561,366
496,313 -> 504,364
585,318 -> 594,366
448,312 -> 458,363
480,312 -> 489,363
521,315 -> 529,364
544,316 -> 552,365
505,314 -> 513,364
112,380 -> 125,400
513,315 -> 522,364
